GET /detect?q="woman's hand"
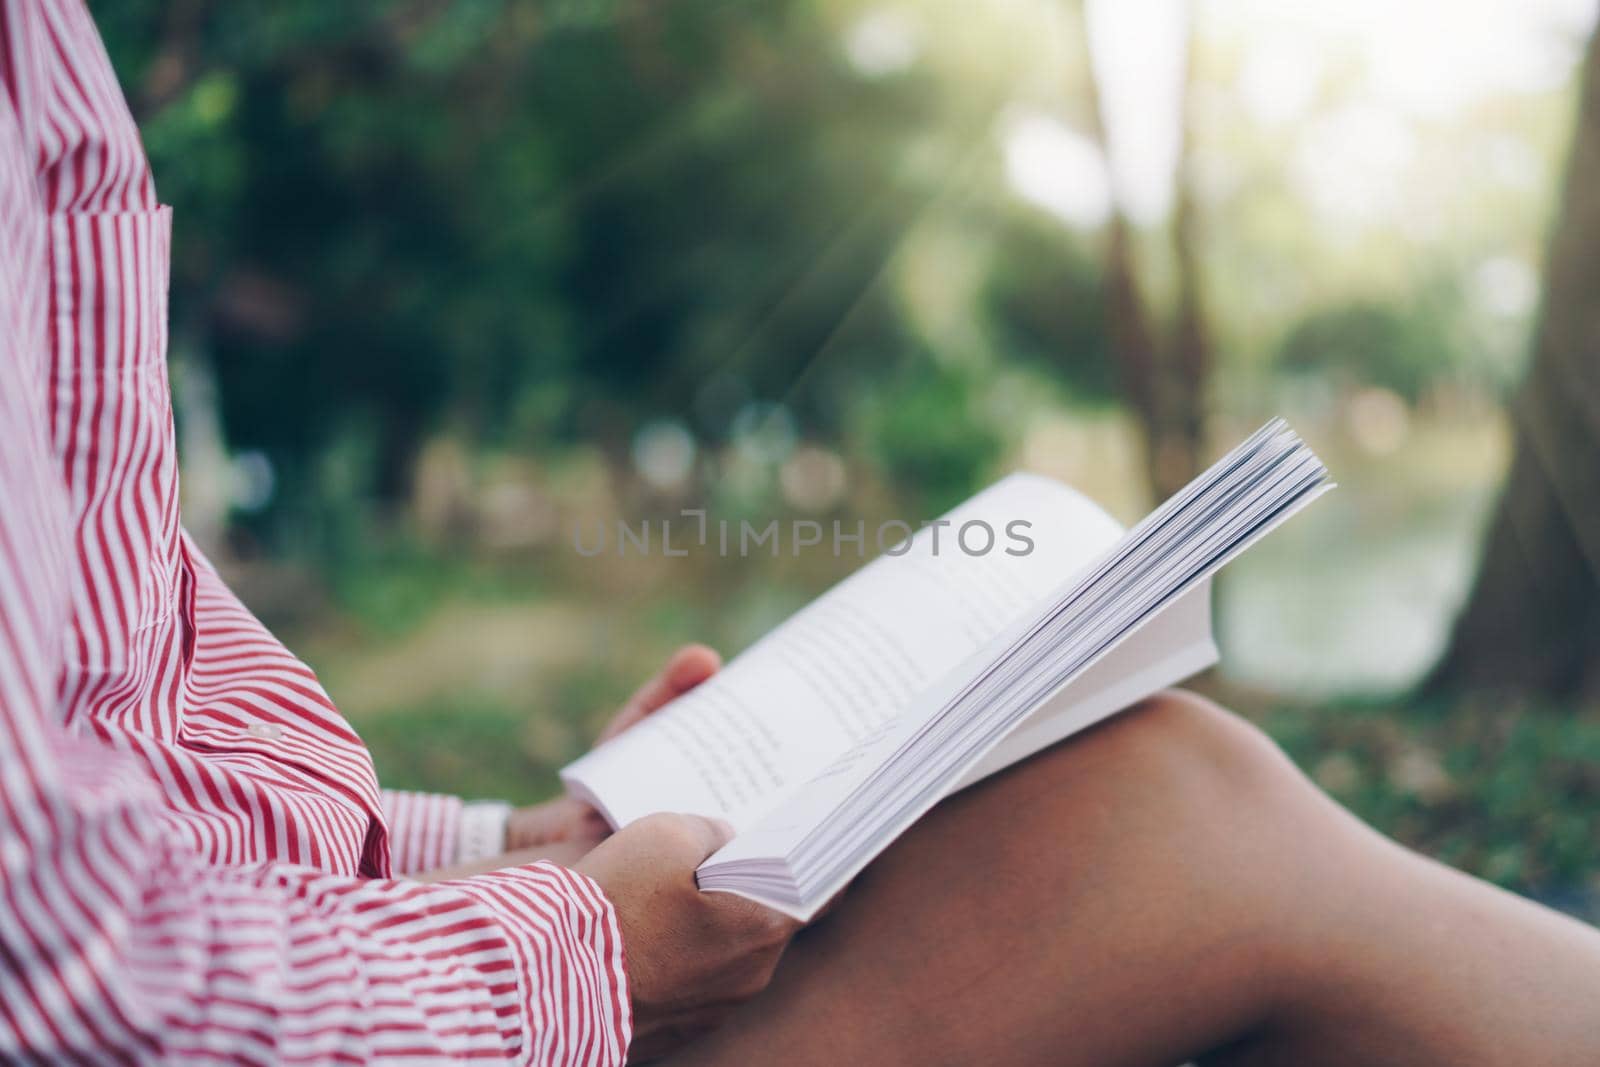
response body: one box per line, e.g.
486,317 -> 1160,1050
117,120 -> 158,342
505,644 -> 722,853
575,812 -> 799,1061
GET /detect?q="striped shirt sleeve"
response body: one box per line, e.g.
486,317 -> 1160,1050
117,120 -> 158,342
382,793 -> 516,874
4,732 -> 631,1063
0,0 -> 634,1060
384,788 -> 467,873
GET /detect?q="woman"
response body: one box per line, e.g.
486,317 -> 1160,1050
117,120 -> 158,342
0,1 -> 1595,1063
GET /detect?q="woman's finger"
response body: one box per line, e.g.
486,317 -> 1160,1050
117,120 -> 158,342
599,644 -> 721,742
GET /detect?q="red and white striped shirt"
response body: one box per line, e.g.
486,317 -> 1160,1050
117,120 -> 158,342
0,0 -> 631,1060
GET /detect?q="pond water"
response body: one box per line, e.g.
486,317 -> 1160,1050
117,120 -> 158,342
1216,421 -> 1504,698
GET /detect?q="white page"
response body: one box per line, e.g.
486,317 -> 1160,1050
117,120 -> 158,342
561,474 -> 1125,831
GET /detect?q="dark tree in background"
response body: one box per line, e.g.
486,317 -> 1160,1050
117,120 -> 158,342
1428,26 -> 1600,704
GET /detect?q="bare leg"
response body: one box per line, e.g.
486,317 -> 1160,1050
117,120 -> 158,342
668,692 -> 1600,1067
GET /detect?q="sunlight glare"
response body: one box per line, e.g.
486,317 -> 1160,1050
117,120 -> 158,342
1210,0 -> 1599,117
1236,34 -> 1322,126
1291,104 -> 1415,227
1085,0 -> 1188,224
845,7 -> 922,77
999,109 -> 1112,229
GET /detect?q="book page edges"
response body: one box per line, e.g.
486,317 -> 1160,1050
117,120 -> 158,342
948,576 -> 1216,792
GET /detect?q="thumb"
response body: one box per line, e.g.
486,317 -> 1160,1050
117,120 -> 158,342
663,812 -> 736,863
690,814 -> 737,857
620,811 -> 736,867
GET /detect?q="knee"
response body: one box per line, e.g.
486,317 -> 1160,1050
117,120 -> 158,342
974,688 -> 1318,857
1120,690 -> 1282,769
1065,689 -> 1302,816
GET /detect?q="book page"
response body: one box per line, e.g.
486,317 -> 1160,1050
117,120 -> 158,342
560,474 -> 1124,831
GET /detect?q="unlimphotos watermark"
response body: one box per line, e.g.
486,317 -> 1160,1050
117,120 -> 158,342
572,510 -> 1036,558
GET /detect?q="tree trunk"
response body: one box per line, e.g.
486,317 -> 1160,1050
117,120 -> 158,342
1100,215 -> 1169,496
1425,29 -> 1600,704
1075,0 -> 1210,504
1163,19 -> 1210,497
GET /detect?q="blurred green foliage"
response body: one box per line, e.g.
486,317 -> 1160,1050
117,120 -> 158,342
95,0 -> 963,516
984,217 -> 1116,403
855,360 -> 1006,513
1277,300 -> 1454,403
93,0 -> 1558,534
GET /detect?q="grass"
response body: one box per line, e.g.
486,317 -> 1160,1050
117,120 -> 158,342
355,666 -> 628,805
1262,697 -> 1600,900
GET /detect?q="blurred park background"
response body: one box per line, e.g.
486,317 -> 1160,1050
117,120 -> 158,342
96,0 -> 1600,912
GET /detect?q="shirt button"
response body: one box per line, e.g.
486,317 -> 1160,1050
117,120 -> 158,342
246,722 -> 285,740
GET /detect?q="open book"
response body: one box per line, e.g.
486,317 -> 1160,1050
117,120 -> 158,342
562,420 -> 1331,920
